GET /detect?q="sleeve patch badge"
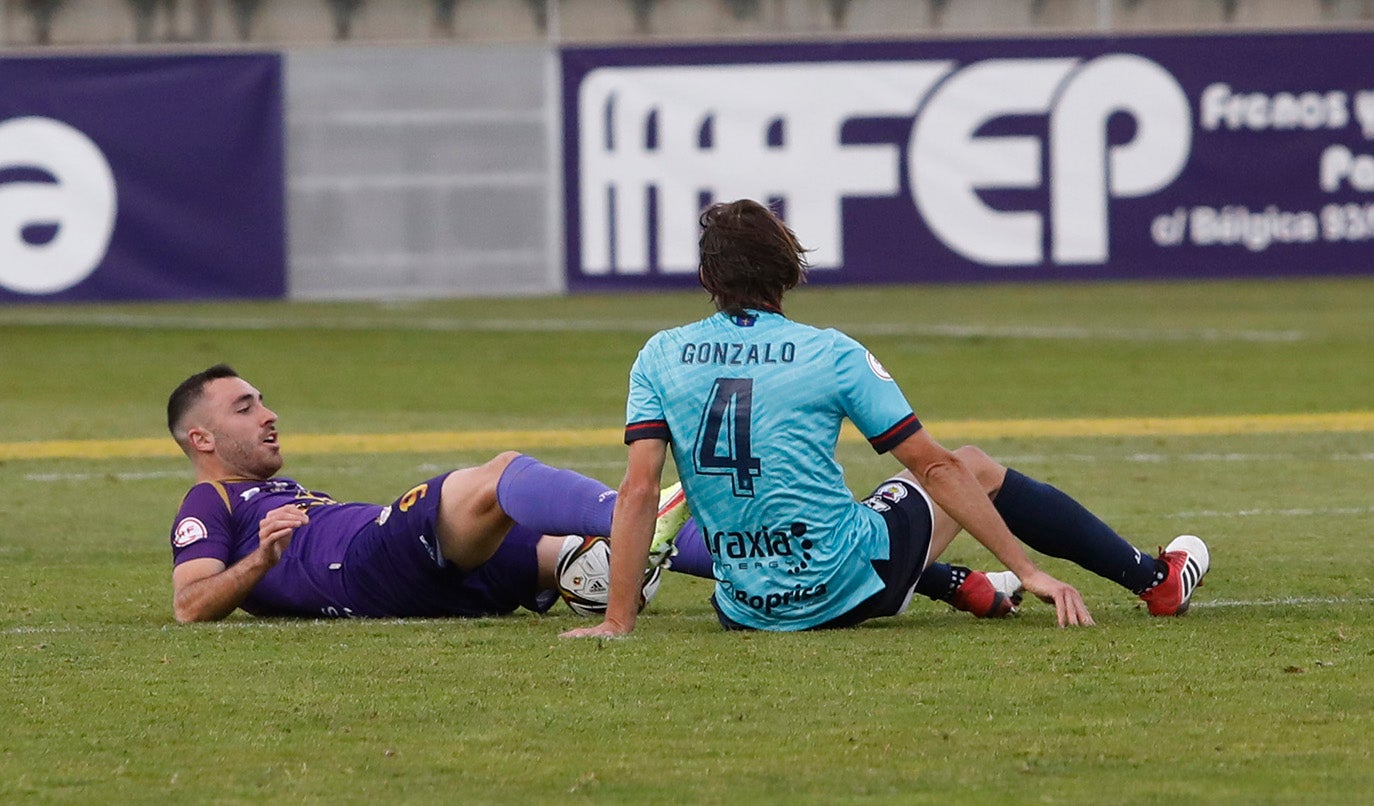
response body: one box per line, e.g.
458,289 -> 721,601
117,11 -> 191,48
866,351 -> 894,381
173,517 -> 208,548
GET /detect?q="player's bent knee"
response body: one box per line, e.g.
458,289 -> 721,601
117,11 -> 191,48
441,451 -> 526,526
953,445 -> 1006,493
463,451 -> 522,493
436,467 -> 515,568
485,450 -> 522,473
893,468 -> 919,485
441,463 -> 504,519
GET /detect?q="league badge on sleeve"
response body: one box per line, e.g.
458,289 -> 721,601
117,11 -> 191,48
173,517 -> 208,548
866,351 -> 894,381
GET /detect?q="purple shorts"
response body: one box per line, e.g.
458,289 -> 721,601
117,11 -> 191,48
340,473 -> 556,618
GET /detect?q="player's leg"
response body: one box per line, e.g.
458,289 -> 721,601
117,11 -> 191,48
433,524 -> 561,616
433,452 -> 521,570
549,484 -> 699,616
341,477 -> 555,617
890,467 -> 1020,618
436,451 -> 619,570
957,444 -> 1208,614
646,482 -> 716,579
494,453 -> 618,537
535,533 -> 563,590
655,517 -> 714,578
960,444 -> 1162,590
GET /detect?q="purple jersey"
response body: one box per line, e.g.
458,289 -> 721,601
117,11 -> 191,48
171,477 -> 380,617
170,475 -> 552,619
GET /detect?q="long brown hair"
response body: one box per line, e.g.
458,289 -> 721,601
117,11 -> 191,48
698,199 -> 808,316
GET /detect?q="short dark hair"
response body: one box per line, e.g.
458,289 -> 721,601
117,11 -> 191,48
698,199 -> 808,317
167,364 -> 239,438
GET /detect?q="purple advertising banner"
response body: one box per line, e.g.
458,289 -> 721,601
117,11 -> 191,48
0,54 -> 284,302
563,33 -> 1374,290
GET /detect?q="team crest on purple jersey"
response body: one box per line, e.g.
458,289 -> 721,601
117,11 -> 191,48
173,517 -> 208,548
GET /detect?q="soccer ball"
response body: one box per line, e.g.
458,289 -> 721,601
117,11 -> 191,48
555,535 -> 663,617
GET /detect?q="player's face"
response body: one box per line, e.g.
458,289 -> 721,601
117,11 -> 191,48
195,376 -> 283,479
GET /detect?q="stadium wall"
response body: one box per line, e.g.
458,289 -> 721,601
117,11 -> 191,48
284,45 -> 559,299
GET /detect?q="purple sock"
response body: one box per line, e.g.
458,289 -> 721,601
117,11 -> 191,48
495,455 -> 616,537
666,517 -> 715,578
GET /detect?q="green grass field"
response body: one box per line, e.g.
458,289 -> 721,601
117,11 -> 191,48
2,278 -> 1371,802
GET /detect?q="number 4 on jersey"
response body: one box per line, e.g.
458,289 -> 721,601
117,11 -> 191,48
695,378 -> 762,497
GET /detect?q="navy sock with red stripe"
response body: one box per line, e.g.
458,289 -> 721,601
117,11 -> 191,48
913,562 -> 961,601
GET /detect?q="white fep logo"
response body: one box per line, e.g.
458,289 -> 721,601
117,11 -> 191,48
579,62 -> 952,274
576,55 -> 1191,274
912,55 -> 1191,265
0,116 -> 118,294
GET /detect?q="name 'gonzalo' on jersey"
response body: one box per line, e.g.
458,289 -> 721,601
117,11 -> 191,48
679,341 -> 796,366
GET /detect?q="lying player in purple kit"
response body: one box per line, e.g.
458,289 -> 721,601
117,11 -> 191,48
166,364 -> 1024,624
166,363 -> 693,622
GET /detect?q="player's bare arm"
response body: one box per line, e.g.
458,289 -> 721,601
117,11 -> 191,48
561,439 -> 668,638
171,504 -> 306,623
890,429 -> 1094,627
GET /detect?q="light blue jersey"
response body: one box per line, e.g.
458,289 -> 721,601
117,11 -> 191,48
625,310 -> 922,630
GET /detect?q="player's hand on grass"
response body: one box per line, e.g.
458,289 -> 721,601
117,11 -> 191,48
561,618 -> 634,639
1020,570 -> 1094,627
257,504 -> 308,566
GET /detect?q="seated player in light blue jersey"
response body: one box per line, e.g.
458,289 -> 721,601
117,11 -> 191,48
165,364 -> 700,622
563,199 -> 1210,637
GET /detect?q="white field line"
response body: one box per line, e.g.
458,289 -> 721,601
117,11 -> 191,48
0,310 -> 670,333
0,308 -> 1306,343
836,321 -> 1306,343
1164,506 -> 1374,519
23,469 -> 186,482
22,464 -> 386,483
5,595 -> 1372,636
1190,596 -> 1374,609
1,618 -> 501,636
997,452 -> 1374,465
20,460 -> 628,483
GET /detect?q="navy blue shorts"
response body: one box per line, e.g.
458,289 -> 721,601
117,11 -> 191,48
340,473 -> 555,618
711,476 -> 934,631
